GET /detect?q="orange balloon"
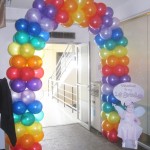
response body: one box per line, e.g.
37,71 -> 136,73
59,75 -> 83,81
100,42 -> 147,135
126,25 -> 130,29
18,134 -> 34,149
102,119 -> 114,132
85,0 -> 94,5
119,56 -> 129,66
10,55 -> 27,68
79,17 -> 89,28
62,16 -> 74,27
106,55 -> 119,67
64,0 -> 78,12
5,134 -> 12,147
82,3 -> 97,17
113,123 -> 119,130
27,55 -> 43,69
72,9 -> 85,24
33,131 -> 44,142
101,59 -> 106,66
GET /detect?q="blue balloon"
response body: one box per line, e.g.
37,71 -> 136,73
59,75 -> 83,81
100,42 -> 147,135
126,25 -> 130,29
112,27 -> 124,41
27,22 -> 41,36
15,18 -> 29,32
101,94 -> 108,102
94,34 -> 105,46
27,100 -> 43,114
39,30 -> 50,42
107,94 -> 120,104
13,101 -> 27,115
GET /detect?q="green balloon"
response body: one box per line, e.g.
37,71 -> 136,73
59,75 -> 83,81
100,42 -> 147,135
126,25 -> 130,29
34,111 -> 44,122
102,102 -> 115,113
117,37 -> 128,47
104,39 -> 116,50
21,112 -> 35,126
30,37 -> 46,50
14,31 -> 30,44
13,113 -> 22,123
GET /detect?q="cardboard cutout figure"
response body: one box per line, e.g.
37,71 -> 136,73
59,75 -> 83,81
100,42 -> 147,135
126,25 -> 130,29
113,82 -> 145,149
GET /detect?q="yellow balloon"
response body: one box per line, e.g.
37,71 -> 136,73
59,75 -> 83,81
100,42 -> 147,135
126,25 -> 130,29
72,9 -> 85,24
8,42 -> 20,56
101,111 -> 107,120
20,43 -> 35,58
76,0 -> 86,8
107,111 -> 120,124
15,123 -> 26,138
112,46 -> 128,57
99,48 -> 112,59
26,122 -> 42,135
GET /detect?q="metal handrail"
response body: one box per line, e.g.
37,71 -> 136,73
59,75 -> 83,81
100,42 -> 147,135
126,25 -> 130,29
50,79 -> 77,113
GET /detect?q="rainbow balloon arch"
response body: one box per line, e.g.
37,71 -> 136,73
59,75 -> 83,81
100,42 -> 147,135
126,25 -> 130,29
6,0 -> 131,149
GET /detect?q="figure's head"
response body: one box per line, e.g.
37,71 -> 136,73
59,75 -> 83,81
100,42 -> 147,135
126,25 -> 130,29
125,101 -> 134,113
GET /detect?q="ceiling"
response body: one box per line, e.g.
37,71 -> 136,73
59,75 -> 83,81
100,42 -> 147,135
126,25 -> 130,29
7,0 -> 125,10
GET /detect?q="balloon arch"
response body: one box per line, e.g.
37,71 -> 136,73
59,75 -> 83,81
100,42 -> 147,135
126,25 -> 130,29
7,0 -> 130,149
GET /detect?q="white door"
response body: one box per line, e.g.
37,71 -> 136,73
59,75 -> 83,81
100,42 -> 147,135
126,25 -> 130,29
76,43 -> 91,130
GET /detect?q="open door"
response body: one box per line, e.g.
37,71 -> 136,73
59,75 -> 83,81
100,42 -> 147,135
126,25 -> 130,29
76,43 -> 91,130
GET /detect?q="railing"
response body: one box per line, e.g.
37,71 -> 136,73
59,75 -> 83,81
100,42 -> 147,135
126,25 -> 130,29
50,79 -> 77,113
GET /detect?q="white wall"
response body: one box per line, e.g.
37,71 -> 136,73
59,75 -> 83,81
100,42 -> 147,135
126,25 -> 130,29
114,1 -> 150,21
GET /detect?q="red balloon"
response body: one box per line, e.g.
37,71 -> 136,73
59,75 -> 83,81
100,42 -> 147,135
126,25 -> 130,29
113,65 -> 125,76
51,0 -> 64,9
44,0 -> 53,5
101,129 -> 108,138
123,66 -> 129,75
6,66 -> 20,80
107,129 -> 118,143
20,67 -> 35,81
95,2 -> 107,16
102,65 -> 113,76
89,15 -> 102,29
28,142 -> 42,150
55,10 -> 69,24
34,68 -> 44,78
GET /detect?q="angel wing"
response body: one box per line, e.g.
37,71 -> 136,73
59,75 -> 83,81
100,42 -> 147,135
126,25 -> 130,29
134,106 -> 145,117
113,105 -> 125,118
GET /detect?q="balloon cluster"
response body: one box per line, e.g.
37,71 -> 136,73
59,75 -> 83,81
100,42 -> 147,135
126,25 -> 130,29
5,0 -> 132,148
88,3 -> 131,143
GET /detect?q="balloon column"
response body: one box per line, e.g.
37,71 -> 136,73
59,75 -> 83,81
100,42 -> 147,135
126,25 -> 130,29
6,0 -> 131,148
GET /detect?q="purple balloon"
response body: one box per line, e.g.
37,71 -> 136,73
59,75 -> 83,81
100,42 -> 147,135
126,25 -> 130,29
106,75 -> 120,86
26,78 -> 42,91
100,27 -> 112,40
105,7 -> 114,17
25,8 -> 42,23
101,76 -> 107,84
88,26 -> 101,35
111,17 -> 120,29
102,15 -> 113,27
21,90 -> 35,104
53,21 -> 58,30
101,83 -> 114,95
43,5 -> 57,20
120,75 -> 131,83
40,17 -> 55,32
32,0 -> 45,12
11,90 -> 21,102
10,79 -> 26,93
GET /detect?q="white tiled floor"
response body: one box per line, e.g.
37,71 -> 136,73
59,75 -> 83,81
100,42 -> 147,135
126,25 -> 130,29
40,92 -> 79,127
